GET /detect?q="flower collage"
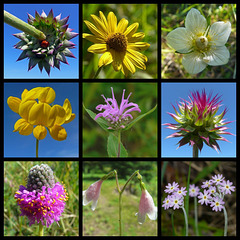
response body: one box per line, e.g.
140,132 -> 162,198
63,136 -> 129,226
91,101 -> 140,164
3,2 -> 158,238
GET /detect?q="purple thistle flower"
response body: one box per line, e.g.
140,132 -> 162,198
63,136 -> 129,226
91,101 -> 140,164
163,89 -> 234,153
95,87 -> 141,130
219,180 -> 235,195
198,189 -> 212,205
210,196 -> 225,212
15,183 -> 68,227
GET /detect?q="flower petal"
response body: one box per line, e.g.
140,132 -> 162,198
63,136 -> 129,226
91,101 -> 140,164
123,54 -> 136,73
98,51 -> 113,68
107,12 -> 117,33
84,20 -> 106,40
90,13 -> 108,37
116,18 -> 129,33
48,104 -> 66,126
182,51 -> 207,74
208,21 -> 231,46
185,8 -> 207,35
203,45 -> 230,66
127,42 -> 150,51
128,32 -> 145,43
166,27 -> 193,53
124,23 -> 139,38
33,125 -> 47,140
7,96 -> 21,114
82,33 -> 106,43
13,118 -> 33,135
87,43 -> 107,54
49,125 -> 67,141
125,50 -> 146,70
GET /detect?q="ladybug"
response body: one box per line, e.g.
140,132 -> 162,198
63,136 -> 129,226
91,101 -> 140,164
40,40 -> 49,48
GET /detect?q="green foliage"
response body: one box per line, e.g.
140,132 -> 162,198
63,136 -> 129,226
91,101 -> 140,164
4,161 -> 79,236
161,4 -> 236,79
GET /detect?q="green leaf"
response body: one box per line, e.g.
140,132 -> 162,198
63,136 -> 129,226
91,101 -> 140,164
107,133 -> 128,157
123,104 -> 157,131
83,103 -> 112,132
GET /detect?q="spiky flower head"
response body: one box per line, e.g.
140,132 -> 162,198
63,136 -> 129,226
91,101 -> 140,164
27,164 -> 55,192
13,9 -> 78,75
15,164 -> 69,227
163,89 -> 234,153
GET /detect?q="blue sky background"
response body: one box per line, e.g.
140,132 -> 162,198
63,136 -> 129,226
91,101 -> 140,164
4,83 -> 79,157
4,4 -> 79,79
161,83 -> 236,158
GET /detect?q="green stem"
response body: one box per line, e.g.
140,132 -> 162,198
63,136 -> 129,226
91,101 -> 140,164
194,196 -> 199,236
36,139 -> 39,158
93,66 -> 103,79
223,206 -> 228,236
39,221 -> 44,236
119,193 -> 123,236
181,206 -> 188,236
171,211 -> 176,236
117,131 -> 121,158
193,144 -> 199,158
4,10 -> 46,40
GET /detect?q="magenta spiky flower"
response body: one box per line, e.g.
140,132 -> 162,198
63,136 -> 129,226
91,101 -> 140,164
14,164 -> 69,227
163,89 -> 234,153
13,9 -> 78,75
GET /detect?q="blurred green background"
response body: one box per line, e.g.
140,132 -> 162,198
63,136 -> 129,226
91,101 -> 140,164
4,161 -> 79,236
82,161 -> 158,236
161,4 -> 236,79
82,82 -> 158,157
161,161 -> 236,236
83,4 -> 158,79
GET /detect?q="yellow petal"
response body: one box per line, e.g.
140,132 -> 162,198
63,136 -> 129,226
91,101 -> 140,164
19,100 -> 37,120
48,104 -> 66,127
116,18 -> 129,33
33,125 -> 47,140
21,89 -> 29,100
107,12 -> 117,33
7,96 -> 21,114
65,113 -> 76,124
38,87 -> 56,104
127,32 -> 145,43
83,33 -> 106,43
124,23 -> 139,38
98,51 -> 113,67
87,43 -> 107,54
13,118 -> 33,135
90,14 -> 108,37
126,50 -> 146,70
127,48 -> 148,62
127,42 -> 150,51
28,102 -> 51,126
84,20 -> 106,40
99,11 -> 109,32
123,54 -> 136,74
21,87 -> 43,102
110,49 -> 124,71
63,99 -> 72,121
49,125 -> 67,141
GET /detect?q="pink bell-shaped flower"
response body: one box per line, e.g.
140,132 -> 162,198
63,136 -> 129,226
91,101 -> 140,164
83,180 -> 103,211
136,189 -> 157,224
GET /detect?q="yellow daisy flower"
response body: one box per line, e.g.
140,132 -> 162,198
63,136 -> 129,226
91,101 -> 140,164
83,11 -> 150,77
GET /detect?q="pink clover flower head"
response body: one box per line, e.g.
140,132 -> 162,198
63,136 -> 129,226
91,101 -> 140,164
170,193 -> 183,210
136,189 -> 157,224
14,182 -> 68,227
164,181 -> 179,194
95,87 -> 141,130
219,180 -> 235,195
83,180 -> 103,211
163,89 -> 234,153
198,189 -> 212,205
189,184 -> 200,197
212,174 -> 225,185
210,196 -> 225,212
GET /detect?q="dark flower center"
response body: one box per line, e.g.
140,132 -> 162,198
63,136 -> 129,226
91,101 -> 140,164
106,33 -> 128,52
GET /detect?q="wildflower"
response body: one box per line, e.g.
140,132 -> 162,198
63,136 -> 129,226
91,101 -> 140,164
189,184 -> 200,197
208,186 -> 217,195
95,87 -> 141,130
175,187 -> 187,197
212,174 -> 225,185
7,86 -> 75,141
219,180 -> 235,195
164,181 -> 179,194
14,164 -> 68,227
170,194 -> 183,210
198,189 -> 212,205
210,196 -> 225,212
163,89 -> 234,154
162,195 -> 172,210
136,189 -> 157,224
82,180 -> 103,211
201,180 -> 213,188
83,11 -> 150,76
166,8 -> 231,74
13,9 -> 78,75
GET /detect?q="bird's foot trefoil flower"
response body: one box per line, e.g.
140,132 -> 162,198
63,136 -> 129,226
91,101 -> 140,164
14,164 -> 69,228
166,8 -> 231,74
95,87 -> 141,130
13,9 -> 78,75
83,11 -> 150,77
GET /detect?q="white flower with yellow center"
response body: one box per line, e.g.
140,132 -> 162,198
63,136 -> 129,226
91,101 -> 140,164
166,8 -> 231,74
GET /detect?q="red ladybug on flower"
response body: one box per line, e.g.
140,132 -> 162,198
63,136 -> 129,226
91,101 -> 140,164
40,40 -> 49,48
